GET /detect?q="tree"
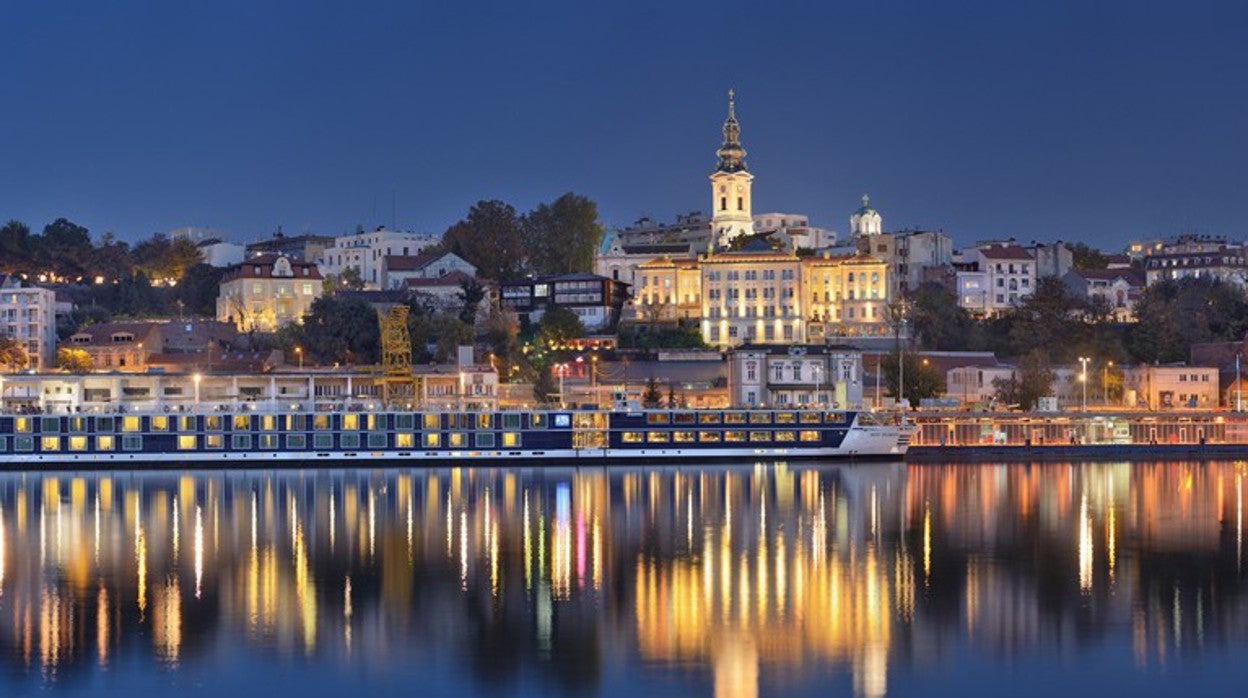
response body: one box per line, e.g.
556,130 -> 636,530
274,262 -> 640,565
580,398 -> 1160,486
176,263 -> 226,316
537,307 -> 586,348
992,349 -> 1055,411
457,277 -> 487,325
56,347 -> 93,373
522,193 -> 604,275
39,218 -> 93,279
1069,242 -> 1109,270
1129,277 -> 1248,363
0,220 -> 32,273
880,352 -> 945,406
87,232 -> 134,282
642,377 -> 664,408
131,233 -> 203,283
532,361 -> 558,405
442,200 -> 526,281
323,267 -> 365,295
909,282 -> 974,351
298,296 -> 380,365
1007,277 -> 1083,362
409,314 -> 474,363
0,338 -> 29,372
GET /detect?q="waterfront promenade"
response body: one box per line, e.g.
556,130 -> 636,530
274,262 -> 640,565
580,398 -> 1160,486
906,410 -> 1248,461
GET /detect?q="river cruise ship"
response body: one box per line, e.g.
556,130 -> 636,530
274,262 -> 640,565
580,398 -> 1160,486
0,406 -> 911,465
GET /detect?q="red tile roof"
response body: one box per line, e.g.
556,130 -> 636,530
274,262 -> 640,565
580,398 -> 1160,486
977,245 -> 1034,261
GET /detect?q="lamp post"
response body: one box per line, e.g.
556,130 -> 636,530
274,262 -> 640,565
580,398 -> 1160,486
295,346 -> 303,370
193,372 -> 202,412
557,363 -> 567,409
1102,360 -> 1113,406
1078,356 -> 1090,412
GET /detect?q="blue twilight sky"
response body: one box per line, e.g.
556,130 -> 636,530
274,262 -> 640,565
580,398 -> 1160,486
2,0 -> 1246,250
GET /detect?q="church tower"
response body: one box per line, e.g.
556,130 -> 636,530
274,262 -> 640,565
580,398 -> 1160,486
710,90 -> 755,250
850,194 -> 882,236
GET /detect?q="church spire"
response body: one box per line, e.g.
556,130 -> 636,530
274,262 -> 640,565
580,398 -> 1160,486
716,89 -> 747,173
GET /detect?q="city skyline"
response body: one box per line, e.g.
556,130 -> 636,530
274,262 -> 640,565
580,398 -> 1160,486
3,1 -> 1247,248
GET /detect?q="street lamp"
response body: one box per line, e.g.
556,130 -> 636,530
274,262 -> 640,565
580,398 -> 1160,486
1078,356 -> 1090,412
1102,360 -> 1114,405
294,346 -> 303,370
193,372 -> 202,411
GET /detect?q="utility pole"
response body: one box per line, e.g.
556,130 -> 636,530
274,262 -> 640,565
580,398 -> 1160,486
1079,356 -> 1090,412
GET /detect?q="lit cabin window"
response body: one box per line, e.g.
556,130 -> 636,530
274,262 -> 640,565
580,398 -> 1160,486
15,417 -> 31,433
646,432 -> 670,443
800,431 -> 821,442
699,431 -> 721,442
775,431 -> 796,442
96,435 -> 115,451
122,416 -> 141,432
724,431 -> 746,442
69,436 -> 88,451
424,433 -> 440,448
41,436 -> 60,452
698,413 -> 722,424
205,416 -> 223,431
423,414 -> 441,430
673,431 -> 695,443
234,415 -> 252,430
501,432 -> 521,448
342,414 -> 359,430
178,435 -> 197,450
449,433 -> 466,448
622,432 -> 643,443
205,434 -> 224,449
749,431 -> 771,442
313,415 -> 331,430
396,433 -> 415,448
150,416 -> 169,431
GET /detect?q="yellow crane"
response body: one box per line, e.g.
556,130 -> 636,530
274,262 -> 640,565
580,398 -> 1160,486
377,305 -> 417,405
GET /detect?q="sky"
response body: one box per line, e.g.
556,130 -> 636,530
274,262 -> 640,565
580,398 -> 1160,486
2,0 -> 1246,250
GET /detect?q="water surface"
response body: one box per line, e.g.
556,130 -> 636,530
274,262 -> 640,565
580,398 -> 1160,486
2,460 -> 1247,696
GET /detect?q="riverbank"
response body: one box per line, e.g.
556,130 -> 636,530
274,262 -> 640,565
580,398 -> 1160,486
906,442 -> 1248,462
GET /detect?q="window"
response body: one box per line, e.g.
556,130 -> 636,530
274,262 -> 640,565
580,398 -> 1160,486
395,433 -> 415,448
724,431 -> 746,442
341,433 -> 361,449
206,434 -> 225,449
699,431 -> 722,442
423,414 -> 441,430
622,432 -> 644,443
646,431 -> 670,443
475,433 -> 495,448
232,434 -> 253,450
69,436 -> 88,452
177,435 -> 197,450
749,431 -> 771,442
14,417 -> 31,433
41,436 -> 60,452
800,431 -> 821,442
775,431 -> 796,442
424,432 -> 440,448
96,435 -> 115,451
502,432 -> 521,447
699,412 -> 722,424
342,414 -> 359,430
233,415 -> 252,430
122,435 -> 142,451
314,433 -> 334,449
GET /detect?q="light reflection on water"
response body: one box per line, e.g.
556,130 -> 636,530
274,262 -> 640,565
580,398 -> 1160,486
0,461 -> 1246,696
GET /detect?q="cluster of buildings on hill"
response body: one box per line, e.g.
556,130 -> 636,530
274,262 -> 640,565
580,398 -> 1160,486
6,92 -> 1248,418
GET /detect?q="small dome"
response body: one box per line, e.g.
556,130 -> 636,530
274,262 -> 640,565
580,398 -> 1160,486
853,193 -> 879,217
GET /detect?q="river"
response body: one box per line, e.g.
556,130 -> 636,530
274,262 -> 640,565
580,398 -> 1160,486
1,460 -> 1246,696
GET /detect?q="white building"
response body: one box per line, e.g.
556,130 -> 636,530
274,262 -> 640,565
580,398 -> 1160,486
727,344 -> 864,409
956,244 -> 1036,316
849,194 -> 883,237
1123,365 -> 1219,410
753,212 -> 834,250
382,251 -> 476,289
320,226 -> 440,289
0,276 -> 59,369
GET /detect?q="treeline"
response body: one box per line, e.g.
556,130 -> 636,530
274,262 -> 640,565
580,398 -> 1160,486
439,194 -> 603,280
911,275 -> 1248,365
1,217 -> 224,334
0,218 -> 204,283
